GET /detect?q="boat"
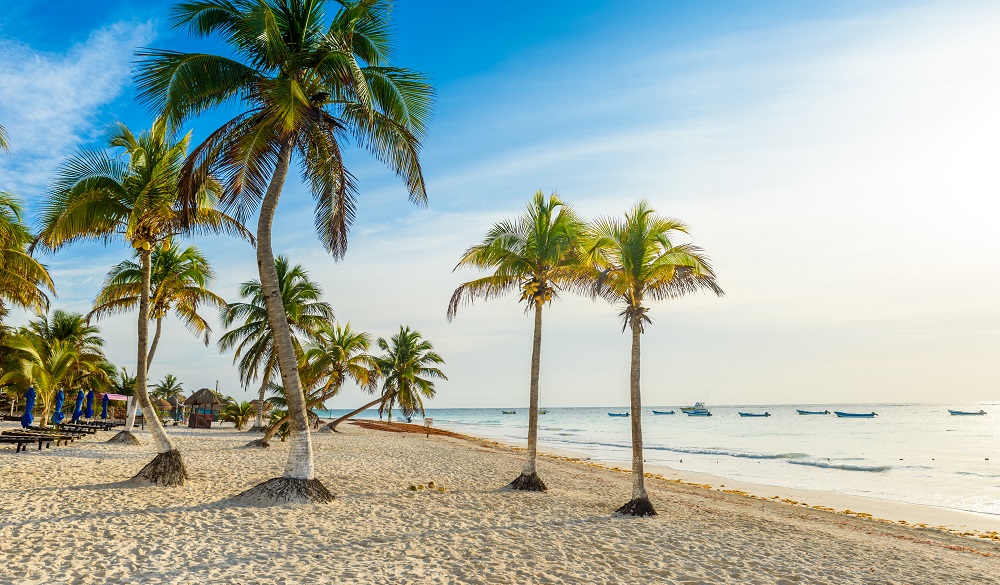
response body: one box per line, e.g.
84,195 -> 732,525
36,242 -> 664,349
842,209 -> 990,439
680,402 -> 708,413
607,412 -> 630,417
948,409 -> 987,416
796,410 -> 830,415
652,410 -> 675,415
685,411 -> 712,417
538,410 -> 548,415
501,410 -> 516,414
834,411 -> 877,418
738,412 -> 770,417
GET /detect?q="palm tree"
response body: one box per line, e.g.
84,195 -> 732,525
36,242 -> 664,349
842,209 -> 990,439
3,310 -> 108,427
35,119 -> 250,485
448,191 -> 585,492
0,192 -> 55,321
151,373 -> 184,401
221,401 -> 255,430
305,322 -> 379,432
91,243 -> 225,437
0,123 -> 8,153
92,244 -> 226,365
583,201 -> 723,516
329,326 -> 445,431
137,0 -> 433,503
218,256 -> 333,434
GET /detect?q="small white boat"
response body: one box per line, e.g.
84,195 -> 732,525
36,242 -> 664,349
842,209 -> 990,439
948,409 -> 986,416
680,402 -> 708,413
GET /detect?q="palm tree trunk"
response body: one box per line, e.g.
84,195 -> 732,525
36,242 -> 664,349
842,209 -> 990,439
131,249 -> 187,484
249,375 -> 269,432
109,394 -> 143,444
507,301 -> 547,491
616,317 -> 655,516
232,138 -> 332,504
327,392 -> 390,433
147,317 -> 163,369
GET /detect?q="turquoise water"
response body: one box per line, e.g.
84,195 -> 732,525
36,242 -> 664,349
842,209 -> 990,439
316,403 -> 1000,516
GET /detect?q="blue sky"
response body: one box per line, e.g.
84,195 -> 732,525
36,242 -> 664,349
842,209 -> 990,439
1,0 -> 998,408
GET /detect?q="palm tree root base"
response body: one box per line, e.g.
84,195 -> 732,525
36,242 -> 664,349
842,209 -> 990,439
506,472 -> 548,492
132,450 -> 188,486
615,496 -> 657,517
230,477 -> 334,505
107,431 -> 141,445
244,438 -> 270,448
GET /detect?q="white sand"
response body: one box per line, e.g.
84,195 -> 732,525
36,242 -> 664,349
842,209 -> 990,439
1,422 -> 997,584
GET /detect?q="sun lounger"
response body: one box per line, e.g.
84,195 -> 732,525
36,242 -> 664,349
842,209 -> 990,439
0,435 -> 55,452
6,429 -> 83,446
56,423 -> 100,434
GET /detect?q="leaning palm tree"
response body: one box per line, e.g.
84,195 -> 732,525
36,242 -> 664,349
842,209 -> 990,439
137,0 -> 433,502
301,321 -> 379,432
583,201 -> 723,516
218,257 -> 333,435
90,243 -> 226,440
448,191 -> 585,491
0,192 -> 54,320
330,326 -> 445,430
35,118 -> 251,485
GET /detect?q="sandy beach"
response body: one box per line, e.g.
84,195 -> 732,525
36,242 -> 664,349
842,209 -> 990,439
1,422 -> 998,585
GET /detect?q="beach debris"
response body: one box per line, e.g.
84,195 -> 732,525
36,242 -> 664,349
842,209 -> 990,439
409,482 -> 445,492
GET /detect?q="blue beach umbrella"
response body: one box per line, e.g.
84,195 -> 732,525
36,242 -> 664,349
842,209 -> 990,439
85,390 -> 95,419
100,394 -> 109,420
72,390 -> 84,422
52,389 -> 66,424
20,386 -> 36,428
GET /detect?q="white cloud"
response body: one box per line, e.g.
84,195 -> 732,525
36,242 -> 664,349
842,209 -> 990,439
0,21 -> 154,192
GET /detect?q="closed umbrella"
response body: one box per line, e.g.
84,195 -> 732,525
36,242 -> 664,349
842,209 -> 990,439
20,386 -> 35,428
85,390 -> 94,419
52,389 -> 65,425
72,390 -> 84,422
100,394 -> 109,420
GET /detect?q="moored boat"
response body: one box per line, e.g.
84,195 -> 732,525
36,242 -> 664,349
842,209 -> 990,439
607,412 -> 629,417
501,410 -> 516,414
796,409 -> 831,415
652,410 -> 675,415
834,411 -> 877,418
948,409 -> 987,416
738,412 -> 770,417
680,402 -> 708,413
538,409 -> 548,415
685,411 -> 712,417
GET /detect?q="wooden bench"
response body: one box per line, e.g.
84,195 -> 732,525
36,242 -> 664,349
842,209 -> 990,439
5,430 -> 82,446
0,435 -> 54,453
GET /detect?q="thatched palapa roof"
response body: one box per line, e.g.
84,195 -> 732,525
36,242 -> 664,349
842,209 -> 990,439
184,388 -> 221,406
156,399 -> 173,409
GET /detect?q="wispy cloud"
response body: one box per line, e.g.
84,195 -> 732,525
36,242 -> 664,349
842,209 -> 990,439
0,21 -> 154,193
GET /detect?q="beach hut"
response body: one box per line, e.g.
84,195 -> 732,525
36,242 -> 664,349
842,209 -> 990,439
185,388 -> 221,429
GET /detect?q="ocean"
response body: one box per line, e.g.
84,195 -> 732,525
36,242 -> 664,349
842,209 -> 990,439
316,403 -> 1000,517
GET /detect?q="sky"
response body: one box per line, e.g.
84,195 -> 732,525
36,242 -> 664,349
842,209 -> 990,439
1,0 -> 998,408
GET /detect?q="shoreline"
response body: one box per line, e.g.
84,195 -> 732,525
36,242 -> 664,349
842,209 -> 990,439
407,419 -> 1000,536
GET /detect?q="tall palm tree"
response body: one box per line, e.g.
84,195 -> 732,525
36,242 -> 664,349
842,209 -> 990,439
0,123 -> 8,153
305,321 -> 379,432
35,119 -> 251,485
448,191 -> 585,491
137,0 -> 433,502
90,243 -> 226,438
0,192 -> 55,321
218,256 -> 333,433
330,326 -> 445,430
583,201 -> 723,516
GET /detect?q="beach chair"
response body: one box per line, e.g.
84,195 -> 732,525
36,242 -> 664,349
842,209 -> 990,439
0,434 -> 55,452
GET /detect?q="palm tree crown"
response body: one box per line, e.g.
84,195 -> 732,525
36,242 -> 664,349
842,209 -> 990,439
586,200 -> 723,330
448,191 -> 587,318
136,0 -> 433,255
375,326 -> 446,419
0,192 -> 55,319
219,256 -> 334,391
